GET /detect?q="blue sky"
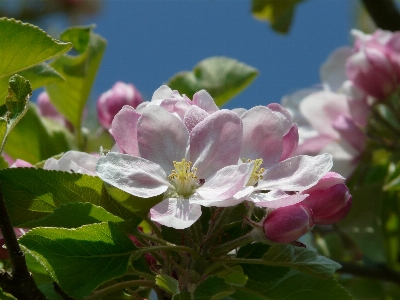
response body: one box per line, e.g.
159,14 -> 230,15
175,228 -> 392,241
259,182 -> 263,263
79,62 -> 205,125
55,0 -> 357,109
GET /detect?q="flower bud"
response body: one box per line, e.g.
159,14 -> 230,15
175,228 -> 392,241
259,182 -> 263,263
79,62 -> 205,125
263,204 -> 314,243
37,91 -> 72,130
303,182 -> 352,225
97,82 -> 143,129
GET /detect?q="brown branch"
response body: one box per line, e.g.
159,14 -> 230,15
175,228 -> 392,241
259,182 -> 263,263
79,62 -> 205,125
337,261 -> 400,285
0,191 -> 46,299
361,0 -> 400,31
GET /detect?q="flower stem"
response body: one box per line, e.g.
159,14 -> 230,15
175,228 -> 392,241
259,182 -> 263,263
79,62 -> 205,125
209,231 -> 255,257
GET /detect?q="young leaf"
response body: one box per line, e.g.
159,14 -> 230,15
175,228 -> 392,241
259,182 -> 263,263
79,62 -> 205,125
0,63 -> 64,102
18,222 -> 136,299
0,168 -> 134,226
4,104 -> 75,164
231,270 -> 352,300
251,0 -> 305,34
156,274 -> 180,296
0,74 -> 31,153
22,202 -> 123,228
168,57 -> 258,107
0,288 -> 17,300
262,244 -> 341,279
45,26 -> 106,129
0,18 -> 71,79
193,276 -> 234,300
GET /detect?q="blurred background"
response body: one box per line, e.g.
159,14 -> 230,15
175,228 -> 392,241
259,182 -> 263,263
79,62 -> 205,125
0,0 -> 368,109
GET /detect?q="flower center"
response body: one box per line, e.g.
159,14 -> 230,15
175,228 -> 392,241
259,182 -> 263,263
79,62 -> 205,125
242,158 -> 265,187
168,159 -> 199,198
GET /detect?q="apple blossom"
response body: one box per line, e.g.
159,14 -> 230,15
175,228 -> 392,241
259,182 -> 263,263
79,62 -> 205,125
37,91 -> 72,129
97,82 -> 143,129
97,105 -> 254,229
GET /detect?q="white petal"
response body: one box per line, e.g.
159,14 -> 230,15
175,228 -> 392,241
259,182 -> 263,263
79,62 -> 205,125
196,162 -> 253,200
96,153 -> 169,198
191,186 -> 254,207
138,105 -> 189,174
150,198 -> 202,229
44,151 -> 98,175
249,190 -> 308,208
258,154 -> 333,191
192,90 -> 219,113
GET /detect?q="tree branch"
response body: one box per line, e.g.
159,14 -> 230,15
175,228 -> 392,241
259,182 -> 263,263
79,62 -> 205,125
361,0 -> 400,31
0,191 -> 46,299
337,261 -> 400,284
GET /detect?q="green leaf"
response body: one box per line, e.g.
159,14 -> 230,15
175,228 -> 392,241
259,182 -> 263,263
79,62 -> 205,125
251,0 -> 305,34
216,265 -> 248,286
168,57 -> 258,107
22,202 -> 123,228
156,274 -> 180,296
0,168 -> 134,226
104,182 -> 163,218
38,284 -> 64,300
0,63 -> 64,103
0,18 -> 72,78
0,155 -> 8,169
231,270 -> 352,300
45,26 -> 106,129
25,251 -> 54,285
262,244 -> 341,279
18,222 -> 136,299
193,276 -> 234,300
4,104 -> 75,164
0,288 -> 17,300
0,74 -> 31,153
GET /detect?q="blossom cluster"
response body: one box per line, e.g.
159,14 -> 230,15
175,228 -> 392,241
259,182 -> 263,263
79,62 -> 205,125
285,29 -> 400,177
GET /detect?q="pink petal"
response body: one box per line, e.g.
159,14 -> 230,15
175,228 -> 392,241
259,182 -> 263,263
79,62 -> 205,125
299,91 -> 349,139
191,186 -> 254,207
267,103 -> 293,135
192,90 -> 219,113
332,115 -> 366,153
159,98 -> 192,120
249,189 -> 308,208
183,105 -> 209,132
138,106 -> 189,174
95,153 -> 170,198
294,135 -> 334,156
150,198 -> 202,229
258,154 -> 333,192
194,162 -> 253,202
305,172 -> 345,192
280,124 -> 299,161
11,159 -> 33,168
240,106 -> 284,167
111,106 -> 141,156
151,85 -> 175,101
320,47 -> 353,91
190,110 -> 242,179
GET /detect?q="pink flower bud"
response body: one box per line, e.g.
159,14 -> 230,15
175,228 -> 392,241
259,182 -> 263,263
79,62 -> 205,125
263,204 -> 314,243
97,82 -> 143,129
0,228 -> 28,260
303,183 -> 352,225
11,159 -> 33,168
37,91 -> 72,130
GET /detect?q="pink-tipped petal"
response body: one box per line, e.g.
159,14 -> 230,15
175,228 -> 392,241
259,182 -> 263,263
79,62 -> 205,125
11,159 -> 33,168
160,98 -> 192,120
267,103 -> 293,135
305,172 -> 345,192
280,124 -> 299,161
299,91 -> 349,139
249,190 -> 308,208
240,106 -> 284,167
96,153 -> 169,198
258,154 -> 333,192
138,106 -> 189,174
332,115 -> 366,153
192,186 -> 254,208
192,90 -> 219,113
183,105 -> 209,132
111,106 -> 141,156
150,198 -> 202,229
194,162 -> 253,202
191,110 -> 242,179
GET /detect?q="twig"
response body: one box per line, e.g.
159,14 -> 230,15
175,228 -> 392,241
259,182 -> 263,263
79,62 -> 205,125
0,191 -> 46,299
337,261 -> 400,285
361,0 -> 400,31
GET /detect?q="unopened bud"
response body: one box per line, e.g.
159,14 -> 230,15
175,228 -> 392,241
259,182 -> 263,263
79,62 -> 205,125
263,204 -> 314,243
97,82 -> 143,129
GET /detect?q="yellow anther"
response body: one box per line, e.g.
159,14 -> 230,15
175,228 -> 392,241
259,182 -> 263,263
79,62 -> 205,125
245,158 -> 265,187
168,159 -> 198,198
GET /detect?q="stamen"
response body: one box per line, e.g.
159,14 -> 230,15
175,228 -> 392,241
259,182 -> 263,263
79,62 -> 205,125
168,159 -> 199,198
245,158 -> 265,187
